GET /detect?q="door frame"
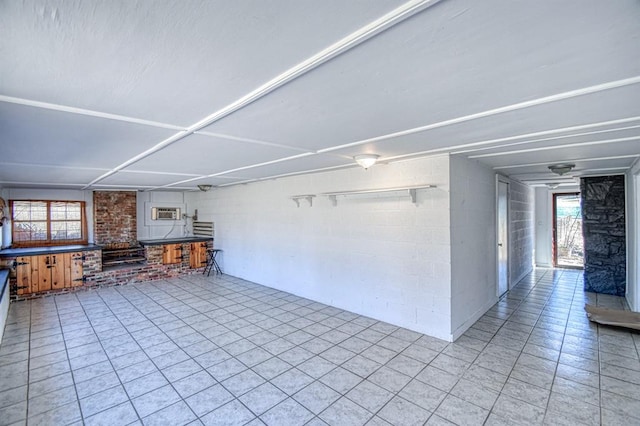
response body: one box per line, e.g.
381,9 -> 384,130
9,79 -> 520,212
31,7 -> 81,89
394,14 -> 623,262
552,192 -> 582,269
496,177 -> 509,297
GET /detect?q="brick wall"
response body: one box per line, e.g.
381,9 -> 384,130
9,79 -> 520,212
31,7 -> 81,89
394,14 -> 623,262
7,243 -> 209,300
94,191 -> 137,246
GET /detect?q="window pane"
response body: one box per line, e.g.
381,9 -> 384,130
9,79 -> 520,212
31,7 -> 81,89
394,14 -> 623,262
13,222 -> 47,242
51,221 -> 81,240
50,202 -> 81,220
13,201 -> 47,221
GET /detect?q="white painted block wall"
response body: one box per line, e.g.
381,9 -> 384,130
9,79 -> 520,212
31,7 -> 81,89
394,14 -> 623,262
188,155 -> 454,340
137,191 -> 191,240
509,179 -> 535,285
626,164 -> 640,312
449,156 -> 498,339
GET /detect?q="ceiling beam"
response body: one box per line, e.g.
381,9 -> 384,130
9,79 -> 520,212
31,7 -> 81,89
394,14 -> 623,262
469,135 -> 640,158
493,154 -> 640,170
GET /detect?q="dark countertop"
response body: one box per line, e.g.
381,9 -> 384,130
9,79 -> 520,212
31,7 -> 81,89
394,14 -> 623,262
0,244 -> 102,257
138,237 -> 212,246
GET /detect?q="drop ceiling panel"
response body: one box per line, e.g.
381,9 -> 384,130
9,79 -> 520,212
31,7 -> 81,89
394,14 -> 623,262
170,176 -> 250,191
204,0 -> 640,150
215,154 -> 354,181
99,171 -> 200,187
0,102 -> 176,168
476,140 -> 640,169
127,133 -> 305,175
0,0 -> 403,125
0,163 -> 105,185
325,86 -> 640,160
499,157 -> 638,180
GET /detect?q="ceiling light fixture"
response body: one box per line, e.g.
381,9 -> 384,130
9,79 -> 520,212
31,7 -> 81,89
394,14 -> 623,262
354,154 -> 380,169
197,184 -> 212,192
548,163 -> 575,176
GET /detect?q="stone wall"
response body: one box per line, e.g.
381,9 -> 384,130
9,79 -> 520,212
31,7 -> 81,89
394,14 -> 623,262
581,175 -> 626,296
94,191 -> 137,246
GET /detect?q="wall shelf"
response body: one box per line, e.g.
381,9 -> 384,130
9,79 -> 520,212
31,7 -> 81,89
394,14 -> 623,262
322,185 -> 437,206
291,195 -> 315,207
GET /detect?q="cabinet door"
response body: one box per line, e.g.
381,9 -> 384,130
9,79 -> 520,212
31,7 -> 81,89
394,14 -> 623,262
162,244 -> 183,264
49,254 -> 65,290
15,256 -> 38,295
68,252 -> 84,287
37,255 -> 52,291
62,252 -> 84,288
189,242 -> 208,268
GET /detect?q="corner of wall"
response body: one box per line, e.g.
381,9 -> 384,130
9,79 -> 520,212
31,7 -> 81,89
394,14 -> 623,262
448,155 -> 498,337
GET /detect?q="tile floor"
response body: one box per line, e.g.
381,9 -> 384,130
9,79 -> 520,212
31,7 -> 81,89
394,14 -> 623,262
0,268 -> 639,425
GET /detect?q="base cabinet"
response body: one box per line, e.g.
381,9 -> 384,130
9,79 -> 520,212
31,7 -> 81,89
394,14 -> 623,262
16,252 -> 83,295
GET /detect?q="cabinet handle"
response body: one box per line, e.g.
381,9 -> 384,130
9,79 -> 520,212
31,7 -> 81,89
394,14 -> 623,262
52,255 -> 57,265
45,256 -> 50,265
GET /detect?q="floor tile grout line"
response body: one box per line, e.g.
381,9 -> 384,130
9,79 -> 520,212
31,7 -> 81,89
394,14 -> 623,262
69,289 -> 147,424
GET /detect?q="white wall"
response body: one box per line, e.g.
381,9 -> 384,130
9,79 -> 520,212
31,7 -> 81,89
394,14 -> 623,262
0,273 -> 9,343
534,187 -> 552,267
189,155 -> 454,340
509,179 -> 535,284
0,188 -> 94,247
626,162 -> 640,311
137,191 -> 192,240
449,156 -> 497,339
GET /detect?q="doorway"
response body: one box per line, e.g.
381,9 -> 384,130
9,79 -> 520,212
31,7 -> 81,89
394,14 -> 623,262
553,193 -> 584,268
497,181 -> 509,296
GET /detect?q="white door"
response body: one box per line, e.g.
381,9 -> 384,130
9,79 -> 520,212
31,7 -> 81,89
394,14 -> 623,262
497,181 -> 509,297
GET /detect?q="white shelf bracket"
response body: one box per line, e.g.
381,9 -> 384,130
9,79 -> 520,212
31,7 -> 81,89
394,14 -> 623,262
408,188 -> 417,204
291,195 -> 315,208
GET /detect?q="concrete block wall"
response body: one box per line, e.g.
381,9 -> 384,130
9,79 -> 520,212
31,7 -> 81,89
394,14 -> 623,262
189,155 -> 454,340
509,179 -> 535,284
627,164 -> 640,312
449,155 -> 498,339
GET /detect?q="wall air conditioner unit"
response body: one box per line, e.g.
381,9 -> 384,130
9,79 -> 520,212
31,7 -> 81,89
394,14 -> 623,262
151,207 -> 181,220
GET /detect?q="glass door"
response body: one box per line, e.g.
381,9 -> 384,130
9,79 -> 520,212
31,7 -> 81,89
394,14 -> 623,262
553,193 -> 584,268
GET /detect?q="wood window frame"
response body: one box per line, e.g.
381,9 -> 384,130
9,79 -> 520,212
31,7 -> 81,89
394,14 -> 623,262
10,200 -> 88,247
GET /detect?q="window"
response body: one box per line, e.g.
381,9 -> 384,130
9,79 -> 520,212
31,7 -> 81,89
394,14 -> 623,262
11,200 -> 87,247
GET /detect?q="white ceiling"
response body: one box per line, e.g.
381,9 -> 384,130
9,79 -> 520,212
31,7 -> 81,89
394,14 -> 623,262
1,0 -> 639,191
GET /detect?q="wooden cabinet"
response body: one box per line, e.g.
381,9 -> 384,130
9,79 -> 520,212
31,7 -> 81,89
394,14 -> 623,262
189,242 -> 208,269
162,244 -> 183,265
16,252 -> 83,295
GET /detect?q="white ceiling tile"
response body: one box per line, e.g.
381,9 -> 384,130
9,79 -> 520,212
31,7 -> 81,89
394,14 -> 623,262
0,0 -> 403,125
126,133 -> 306,175
0,102 -> 176,168
214,154 -> 354,182
0,163 -> 105,185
